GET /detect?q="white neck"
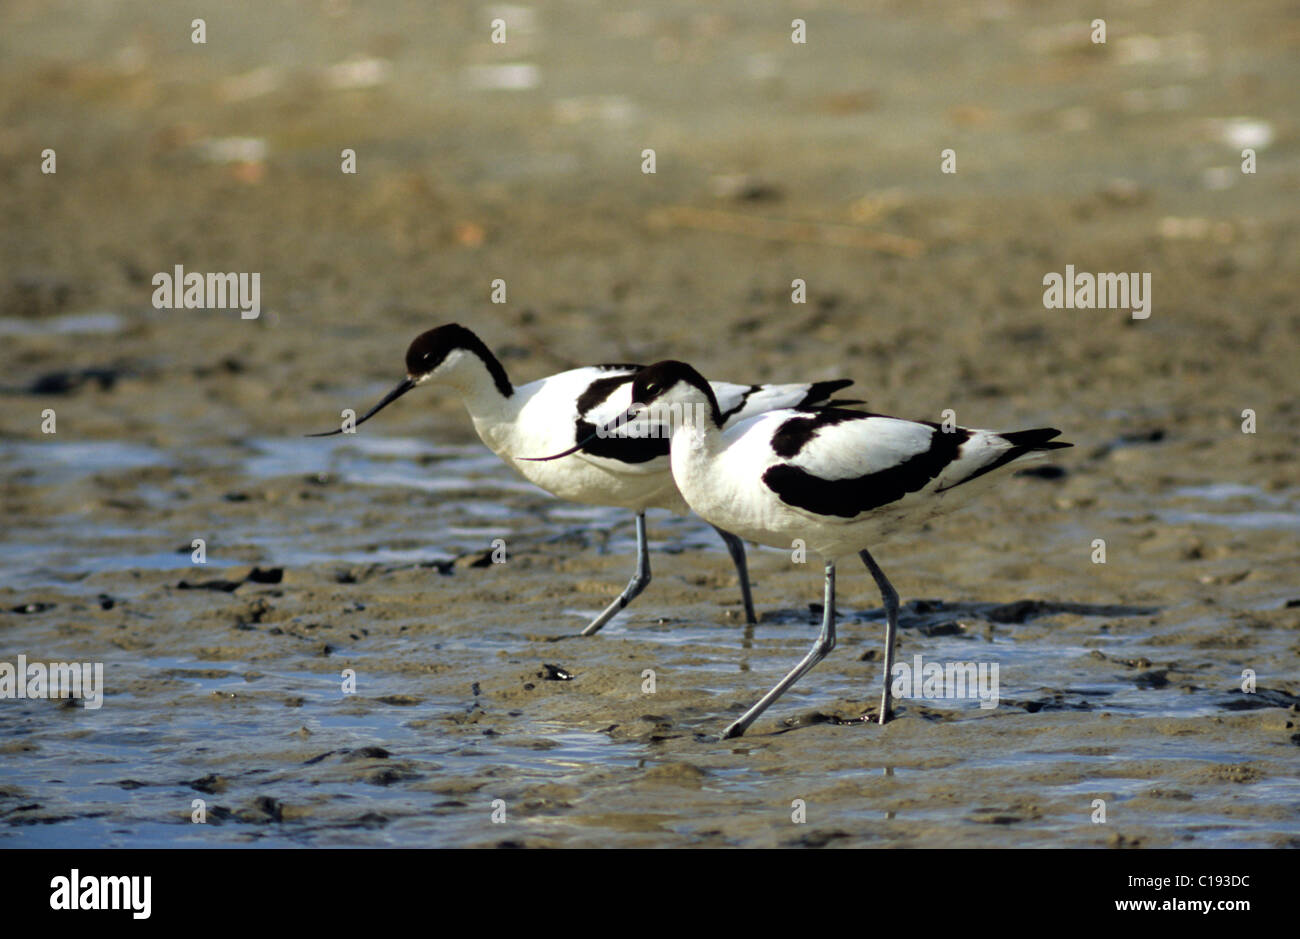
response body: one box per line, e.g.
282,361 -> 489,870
432,348 -> 515,424
668,408 -> 722,489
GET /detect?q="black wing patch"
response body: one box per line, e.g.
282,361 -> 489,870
574,418 -> 669,463
718,379 -> 857,425
763,426 -> 971,518
575,372 -> 637,416
573,370 -> 667,464
797,379 -> 855,407
719,385 -> 760,423
769,408 -> 877,458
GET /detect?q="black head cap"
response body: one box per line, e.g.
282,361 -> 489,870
404,324 -> 512,397
630,360 -> 721,426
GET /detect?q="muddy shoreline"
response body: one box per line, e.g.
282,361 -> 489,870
2,1 -> 1298,847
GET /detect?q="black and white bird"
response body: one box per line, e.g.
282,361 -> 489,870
525,360 -> 1071,737
309,325 -> 857,635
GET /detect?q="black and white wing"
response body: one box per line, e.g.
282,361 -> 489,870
755,408 -> 1070,519
537,369 -> 861,471
560,364 -> 672,469
711,379 -> 859,429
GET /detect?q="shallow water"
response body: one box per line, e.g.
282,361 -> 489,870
0,312 -> 123,337
3,433 -> 1297,848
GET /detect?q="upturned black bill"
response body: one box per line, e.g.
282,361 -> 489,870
306,377 -> 416,437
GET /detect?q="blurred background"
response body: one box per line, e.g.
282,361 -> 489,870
3,0 -> 1295,439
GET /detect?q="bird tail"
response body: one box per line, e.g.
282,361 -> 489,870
799,378 -> 867,409
799,378 -> 856,407
937,427 -> 1071,493
999,427 -> 1073,452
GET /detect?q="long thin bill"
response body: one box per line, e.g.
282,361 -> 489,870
306,377 -> 416,437
517,406 -> 641,461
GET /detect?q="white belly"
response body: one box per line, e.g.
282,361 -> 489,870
671,425 -> 991,559
474,418 -> 688,513
510,453 -> 688,512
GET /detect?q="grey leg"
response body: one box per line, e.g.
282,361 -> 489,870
710,525 -> 758,625
722,560 -> 837,739
581,510 -> 651,636
859,548 -> 899,724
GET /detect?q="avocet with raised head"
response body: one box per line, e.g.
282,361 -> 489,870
525,360 -> 1070,736
310,325 -> 857,635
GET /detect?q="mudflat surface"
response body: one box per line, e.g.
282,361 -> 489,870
1,1 -> 1297,847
